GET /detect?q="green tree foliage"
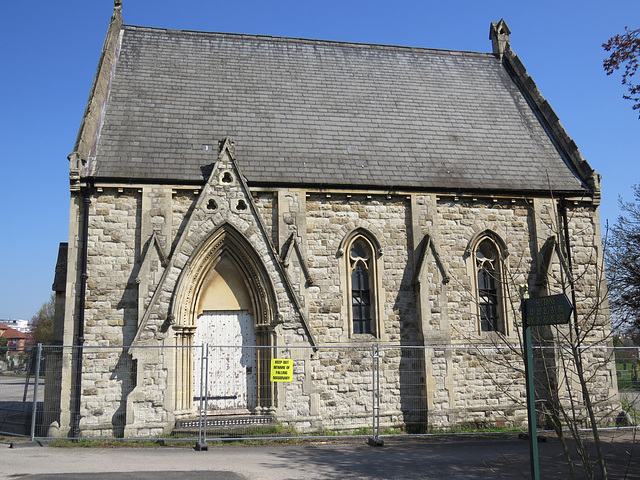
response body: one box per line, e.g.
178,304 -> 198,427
606,184 -> 640,330
30,294 -> 55,345
603,27 -> 640,117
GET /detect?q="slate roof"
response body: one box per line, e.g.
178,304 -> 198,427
89,25 -> 588,194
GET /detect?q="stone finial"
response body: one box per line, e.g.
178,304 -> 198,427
489,19 -> 511,60
68,151 -> 83,192
218,137 -> 236,160
113,1 -> 123,21
587,170 -> 602,206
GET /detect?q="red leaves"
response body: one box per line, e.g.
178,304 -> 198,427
603,27 -> 640,115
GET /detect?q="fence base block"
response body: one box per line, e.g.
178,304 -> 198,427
194,441 -> 209,451
367,437 -> 384,447
10,440 -> 46,448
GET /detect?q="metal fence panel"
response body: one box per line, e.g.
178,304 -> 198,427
0,344 -> 633,442
0,346 -> 43,438
614,348 -> 640,425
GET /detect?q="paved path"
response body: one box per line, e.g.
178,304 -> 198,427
2,431 -> 639,479
0,375 -> 44,402
0,375 -> 44,437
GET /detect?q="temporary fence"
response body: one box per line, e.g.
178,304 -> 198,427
0,344 -> 634,444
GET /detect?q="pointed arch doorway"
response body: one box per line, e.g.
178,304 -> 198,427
193,257 -> 257,413
172,225 -> 277,415
194,312 -> 257,412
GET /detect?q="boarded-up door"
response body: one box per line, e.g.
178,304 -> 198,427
194,310 -> 257,412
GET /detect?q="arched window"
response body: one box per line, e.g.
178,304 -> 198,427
350,239 -> 373,334
469,234 -> 508,334
476,239 -> 500,332
339,229 -> 384,340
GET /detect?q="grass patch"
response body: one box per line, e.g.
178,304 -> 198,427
53,439 -> 196,448
202,423 -> 302,445
621,396 -> 640,425
17,421 -> 522,449
44,424 -> 302,448
0,434 -> 26,444
616,362 -> 640,391
320,427 -> 373,437
405,424 -> 520,435
239,424 -> 298,436
320,424 -> 519,437
50,439 -> 169,448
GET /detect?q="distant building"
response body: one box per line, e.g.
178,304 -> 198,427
0,319 -> 30,334
0,323 -> 30,352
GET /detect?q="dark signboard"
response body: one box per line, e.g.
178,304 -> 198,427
524,294 -> 573,327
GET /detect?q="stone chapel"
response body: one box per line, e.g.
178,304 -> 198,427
47,2 -> 617,437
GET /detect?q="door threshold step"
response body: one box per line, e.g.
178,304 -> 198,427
175,414 -> 277,434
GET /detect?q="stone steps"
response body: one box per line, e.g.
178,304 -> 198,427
174,414 -> 277,435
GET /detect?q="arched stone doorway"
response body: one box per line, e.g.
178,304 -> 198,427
194,256 -> 257,413
171,224 -> 277,414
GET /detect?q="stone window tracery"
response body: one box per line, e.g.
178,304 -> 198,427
350,239 -> 373,334
345,235 -> 379,336
475,239 -> 503,332
473,236 -> 506,334
339,228 -> 385,341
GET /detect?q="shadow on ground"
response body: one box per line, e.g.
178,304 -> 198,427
255,432 -> 639,479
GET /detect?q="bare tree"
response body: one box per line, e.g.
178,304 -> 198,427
454,199 -> 618,479
606,184 -> 640,332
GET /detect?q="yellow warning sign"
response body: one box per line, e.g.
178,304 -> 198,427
270,358 -> 293,382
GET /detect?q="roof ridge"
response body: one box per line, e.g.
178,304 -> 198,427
121,24 -> 493,58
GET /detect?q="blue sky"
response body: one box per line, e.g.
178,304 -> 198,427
1,0 -> 638,320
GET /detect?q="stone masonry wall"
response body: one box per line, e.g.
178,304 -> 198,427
70,184 -> 617,436
80,189 -> 140,435
304,193 -> 415,344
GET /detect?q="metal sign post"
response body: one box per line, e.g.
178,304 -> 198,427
521,291 -> 573,480
521,288 -> 540,480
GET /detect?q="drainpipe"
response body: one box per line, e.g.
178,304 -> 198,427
559,201 -> 578,325
71,185 -> 91,437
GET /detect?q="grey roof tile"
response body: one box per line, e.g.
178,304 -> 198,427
92,27 -> 586,194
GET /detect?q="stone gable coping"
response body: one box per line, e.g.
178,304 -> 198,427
498,37 -> 601,204
129,138 -> 317,348
68,1 -> 123,192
